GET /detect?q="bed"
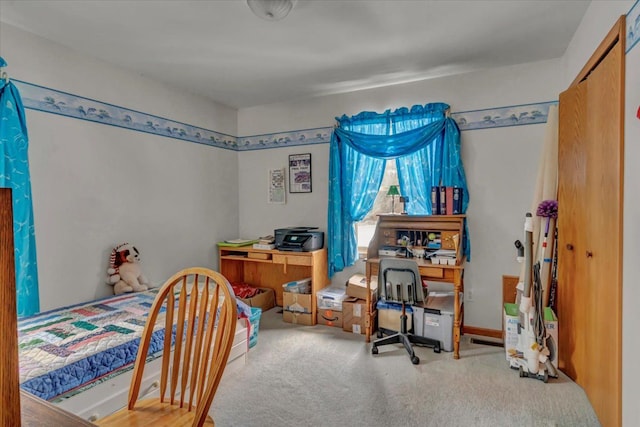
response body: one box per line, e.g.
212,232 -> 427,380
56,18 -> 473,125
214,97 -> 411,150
18,288 -> 249,422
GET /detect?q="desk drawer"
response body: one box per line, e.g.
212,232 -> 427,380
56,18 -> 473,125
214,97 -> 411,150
418,266 -> 444,279
273,254 -> 312,266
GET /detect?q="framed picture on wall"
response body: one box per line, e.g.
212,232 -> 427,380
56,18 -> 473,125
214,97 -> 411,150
289,153 -> 312,193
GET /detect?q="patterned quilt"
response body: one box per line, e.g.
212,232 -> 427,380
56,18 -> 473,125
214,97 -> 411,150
18,289 -> 168,401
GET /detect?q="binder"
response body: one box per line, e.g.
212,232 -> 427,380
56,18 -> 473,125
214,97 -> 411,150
445,187 -> 454,215
453,187 -> 463,214
439,186 -> 447,215
431,186 -> 439,215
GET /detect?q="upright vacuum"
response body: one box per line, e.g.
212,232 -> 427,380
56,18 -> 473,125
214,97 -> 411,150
510,212 -> 558,382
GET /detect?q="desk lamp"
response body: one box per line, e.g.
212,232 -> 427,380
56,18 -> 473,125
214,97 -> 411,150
387,185 -> 400,214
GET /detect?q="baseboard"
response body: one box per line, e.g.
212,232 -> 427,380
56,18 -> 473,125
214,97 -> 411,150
463,326 -> 503,340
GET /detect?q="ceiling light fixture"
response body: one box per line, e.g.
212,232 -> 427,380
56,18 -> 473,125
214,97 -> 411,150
247,0 -> 297,21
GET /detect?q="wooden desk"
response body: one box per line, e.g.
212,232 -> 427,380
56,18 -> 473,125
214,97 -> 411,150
365,257 -> 465,359
21,390 -> 95,426
218,246 -> 329,324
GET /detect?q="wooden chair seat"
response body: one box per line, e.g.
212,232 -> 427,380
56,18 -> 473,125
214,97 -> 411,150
95,398 -> 214,426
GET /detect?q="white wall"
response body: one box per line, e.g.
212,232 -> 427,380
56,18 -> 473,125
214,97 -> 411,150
562,1 -> 637,425
237,58 -> 564,330
1,24 -> 240,310
623,43 -> 640,427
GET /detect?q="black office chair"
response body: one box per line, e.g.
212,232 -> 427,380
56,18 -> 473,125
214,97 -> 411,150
371,258 -> 441,364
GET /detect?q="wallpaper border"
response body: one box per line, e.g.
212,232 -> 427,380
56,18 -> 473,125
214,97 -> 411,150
627,0 -> 640,54
15,79 -> 556,151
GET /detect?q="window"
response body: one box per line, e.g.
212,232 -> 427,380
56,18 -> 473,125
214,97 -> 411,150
356,160 -> 398,255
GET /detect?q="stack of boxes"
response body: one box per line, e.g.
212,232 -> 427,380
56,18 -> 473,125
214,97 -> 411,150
316,286 -> 348,327
342,274 -> 378,335
282,278 -> 313,325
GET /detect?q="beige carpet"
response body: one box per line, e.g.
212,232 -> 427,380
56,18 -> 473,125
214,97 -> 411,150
211,308 -> 600,427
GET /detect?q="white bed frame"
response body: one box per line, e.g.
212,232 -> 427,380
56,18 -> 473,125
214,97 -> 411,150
53,318 -> 249,422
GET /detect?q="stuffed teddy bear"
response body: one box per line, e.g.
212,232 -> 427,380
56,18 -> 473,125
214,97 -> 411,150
106,243 -> 150,294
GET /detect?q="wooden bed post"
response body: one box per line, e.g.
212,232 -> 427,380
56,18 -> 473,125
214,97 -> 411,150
0,188 -> 21,426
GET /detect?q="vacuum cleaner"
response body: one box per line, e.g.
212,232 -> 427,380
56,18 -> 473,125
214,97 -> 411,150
510,212 -> 558,382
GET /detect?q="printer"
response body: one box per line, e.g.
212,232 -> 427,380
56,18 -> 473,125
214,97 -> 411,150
275,227 -> 324,252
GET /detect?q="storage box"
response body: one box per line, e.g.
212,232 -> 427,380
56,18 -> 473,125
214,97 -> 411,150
282,277 -> 311,294
342,297 -> 376,334
283,291 -> 312,314
317,308 -> 343,327
503,303 -> 520,362
346,274 -> 378,301
240,287 -> 275,312
283,310 -> 314,326
413,292 -> 461,352
377,300 -> 413,332
248,307 -> 262,348
316,286 -> 348,311
544,307 -> 558,369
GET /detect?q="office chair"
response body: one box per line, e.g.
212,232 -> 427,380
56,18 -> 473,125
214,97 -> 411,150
371,258 -> 441,364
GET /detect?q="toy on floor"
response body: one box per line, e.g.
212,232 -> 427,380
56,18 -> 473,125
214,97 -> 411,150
106,243 -> 150,294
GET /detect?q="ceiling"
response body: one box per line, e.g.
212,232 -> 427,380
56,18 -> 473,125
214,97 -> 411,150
0,0 -> 590,109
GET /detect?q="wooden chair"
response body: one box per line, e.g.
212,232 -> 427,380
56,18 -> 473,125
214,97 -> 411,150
95,267 -> 238,427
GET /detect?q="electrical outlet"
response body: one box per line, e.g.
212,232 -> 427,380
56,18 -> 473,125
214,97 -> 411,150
467,289 -> 473,301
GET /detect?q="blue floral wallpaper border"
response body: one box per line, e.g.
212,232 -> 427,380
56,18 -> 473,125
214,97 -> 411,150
14,79 -> 556,151
14,79 -> 239,150
627,0 -> 640,53
451,101 -> 557,131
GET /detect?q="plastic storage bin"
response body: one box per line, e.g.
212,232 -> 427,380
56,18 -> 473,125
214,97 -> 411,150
412,292 -> 461,352
248,307 -> 262,348
316,286 -> 348,311
282,277 -> 311,294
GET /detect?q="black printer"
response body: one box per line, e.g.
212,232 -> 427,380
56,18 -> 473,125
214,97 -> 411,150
275,227 -> 324,252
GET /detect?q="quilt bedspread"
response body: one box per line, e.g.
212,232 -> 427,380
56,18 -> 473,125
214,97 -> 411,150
18,289 -> 166,401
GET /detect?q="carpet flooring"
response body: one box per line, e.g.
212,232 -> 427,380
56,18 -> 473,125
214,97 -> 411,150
211,308 -> 600,427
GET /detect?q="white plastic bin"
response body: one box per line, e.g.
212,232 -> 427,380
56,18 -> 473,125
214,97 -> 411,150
413,292 -> 461,352
316,286 -> 347,311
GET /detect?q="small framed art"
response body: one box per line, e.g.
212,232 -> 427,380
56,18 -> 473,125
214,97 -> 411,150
289,153 -> 312,193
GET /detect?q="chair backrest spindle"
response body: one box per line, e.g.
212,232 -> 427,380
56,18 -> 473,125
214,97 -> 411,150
125,267 -> 237,426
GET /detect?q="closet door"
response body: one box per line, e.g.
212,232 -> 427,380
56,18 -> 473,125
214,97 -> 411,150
557,16 -> 623,427
557,80 -> 588,382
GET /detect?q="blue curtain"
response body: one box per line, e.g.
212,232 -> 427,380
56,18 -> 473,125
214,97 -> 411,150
0,74 -> 40,317
327,103 -> 470,277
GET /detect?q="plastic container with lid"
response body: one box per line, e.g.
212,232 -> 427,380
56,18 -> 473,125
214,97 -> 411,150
316,286 -> 348,311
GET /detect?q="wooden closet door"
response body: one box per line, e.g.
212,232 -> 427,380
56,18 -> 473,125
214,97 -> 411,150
584,39 -> 623,427
558,17 -> 623,427
557,81 -> 588,382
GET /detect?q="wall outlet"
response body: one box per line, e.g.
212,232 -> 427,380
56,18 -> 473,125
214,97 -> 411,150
467,289 -> 473,301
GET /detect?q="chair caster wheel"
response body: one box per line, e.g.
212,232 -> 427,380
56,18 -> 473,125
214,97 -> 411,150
434,345 -> 441,354
377,331 -> 383,338
372,346 -> 378,355
411,356 -> 420,365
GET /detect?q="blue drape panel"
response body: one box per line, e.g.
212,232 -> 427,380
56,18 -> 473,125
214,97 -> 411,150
328,103 -> 470,277
0,79 -> 40,316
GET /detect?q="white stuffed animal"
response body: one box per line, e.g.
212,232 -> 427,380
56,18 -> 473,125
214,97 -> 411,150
107,243 -> 150,294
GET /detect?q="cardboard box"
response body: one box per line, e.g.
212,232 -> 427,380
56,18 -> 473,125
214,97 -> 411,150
346,274 -> 378,301
342,296 -> 376,334
317,308 -> 343,327
504,303 -> 559,369
377,300 -> 413,332
283,310 -> 314,325
283,291 -> 312,314
504,303 -> 521,362
544,307 -> 559,369
240,287 -> 275,312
